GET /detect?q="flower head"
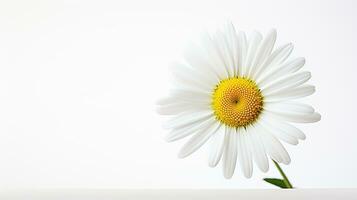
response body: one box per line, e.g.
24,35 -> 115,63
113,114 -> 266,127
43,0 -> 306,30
157,22 -> 320,179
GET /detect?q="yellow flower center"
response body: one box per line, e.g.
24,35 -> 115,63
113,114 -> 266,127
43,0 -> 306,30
212,77 -> 263,128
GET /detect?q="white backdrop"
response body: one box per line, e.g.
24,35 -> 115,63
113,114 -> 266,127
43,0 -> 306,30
0,0 -> 356,188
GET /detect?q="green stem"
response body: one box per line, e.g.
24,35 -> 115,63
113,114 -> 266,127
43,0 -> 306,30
273,160 -> 293,189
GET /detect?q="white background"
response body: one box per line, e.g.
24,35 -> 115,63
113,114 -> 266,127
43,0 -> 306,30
0,0 -> 356,189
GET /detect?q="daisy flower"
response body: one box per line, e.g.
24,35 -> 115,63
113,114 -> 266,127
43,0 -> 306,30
157,22 -> 320,179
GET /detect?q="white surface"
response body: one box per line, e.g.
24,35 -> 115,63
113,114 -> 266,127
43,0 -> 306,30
1,189 -> 356,200
0,0 -> 356,188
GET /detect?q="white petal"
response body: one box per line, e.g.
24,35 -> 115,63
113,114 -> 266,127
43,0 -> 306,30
163,110 -> 213,129
165,116 -> 213,142
269,43 -> 294,65
247,126 -> 269,172
156,96 -> 175,106
157,102 -> 197,115
237,31 -> 248,77
264,115 -> 306,140
261,71 -> 311,95
244,31 -> 262,77
213,30 -> 235,77
170,74 -> 210,90
266,110 -> 321,123
256,122 -> 291,164
257,57 -> 305,87
170,62 -> 214,91
259,118 -> 299,145
249,29 -> 277,78
261,113 -> 306,140
264,102 -> 315,116
169,89 -> 211,104
253,43 -> 294,80
237,129 -> 253,178
264,85 -> 315,102
178,121 -> 221,158
255,123 -> 282,163
156,92 -> 211,116
222,127 -> 238,179
171,82 -> 208,95
182,41 -> 221,82
200,31 -> 230,79
208,125 -> 227,167
224,22 -> 239,76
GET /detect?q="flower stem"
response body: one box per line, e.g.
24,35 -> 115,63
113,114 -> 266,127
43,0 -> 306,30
273,160 -> 293,189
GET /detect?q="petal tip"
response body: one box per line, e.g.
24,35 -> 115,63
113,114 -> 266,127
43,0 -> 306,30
244,172 -> 253,179
177,152 -> 186,159
223,173 -> 233,179
300,57 -> 306,65
314,112 -> 322,122
261,166 -> 269,173
283,157 -> 291,165
164,135 -> 175,143
268,28 -> 277,37
156,107 -> 167,115
269,28 -> 277,33
208,162 -> 216,168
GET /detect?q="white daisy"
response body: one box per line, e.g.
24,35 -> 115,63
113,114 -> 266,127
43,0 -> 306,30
157,22 -> 321,179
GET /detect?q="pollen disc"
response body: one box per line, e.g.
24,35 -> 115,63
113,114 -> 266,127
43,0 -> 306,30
212,77 -> 264,128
